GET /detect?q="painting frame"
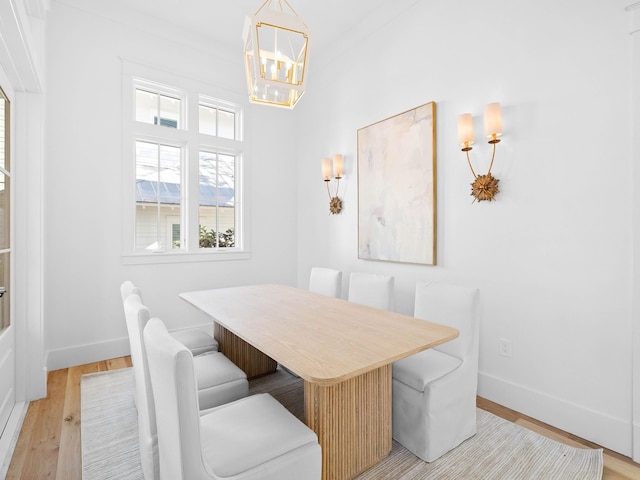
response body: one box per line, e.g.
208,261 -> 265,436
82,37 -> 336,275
357,102 -> 437,265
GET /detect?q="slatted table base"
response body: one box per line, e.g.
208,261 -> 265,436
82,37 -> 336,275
214,324 -> 277,379
304,364 -> 392,480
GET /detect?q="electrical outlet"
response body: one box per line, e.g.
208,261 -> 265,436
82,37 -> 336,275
499,338 -> 512,358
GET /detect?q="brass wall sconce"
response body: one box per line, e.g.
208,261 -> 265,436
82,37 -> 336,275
457,102 -> 503,202
321,154 -> 344,214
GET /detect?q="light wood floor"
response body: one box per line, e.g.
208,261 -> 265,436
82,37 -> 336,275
5,356 -> 640,479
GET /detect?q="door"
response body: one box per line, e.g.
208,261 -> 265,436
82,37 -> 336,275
0,85 -> 12,436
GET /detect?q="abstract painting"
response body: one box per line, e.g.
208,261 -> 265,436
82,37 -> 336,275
357,102 -> 436,265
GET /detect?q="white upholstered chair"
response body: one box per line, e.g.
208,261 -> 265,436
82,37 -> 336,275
392,281 -> 480,462
347,272 -> 394,310
123,294 -> 249,480
120,280 -> 218,355
309,267 -> 342,297
143,317 -> 322,480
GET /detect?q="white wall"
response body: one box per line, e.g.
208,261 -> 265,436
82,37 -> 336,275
296,0 -> 634,456
44,1 -> 299,368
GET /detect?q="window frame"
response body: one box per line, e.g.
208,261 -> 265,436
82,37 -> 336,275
121,61 -> 250,264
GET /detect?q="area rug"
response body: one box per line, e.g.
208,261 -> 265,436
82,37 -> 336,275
81,367 -> 603,479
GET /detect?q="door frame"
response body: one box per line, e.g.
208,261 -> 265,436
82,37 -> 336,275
0,0 -> 47,471
630,0 -> 640,463
0,57 -> 18,474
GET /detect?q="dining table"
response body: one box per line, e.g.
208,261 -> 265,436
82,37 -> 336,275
180,283 -> 458,480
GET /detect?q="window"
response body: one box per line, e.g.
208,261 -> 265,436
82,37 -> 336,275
122,67 -> 246,263
198,151 -> 235,248
135,89 -> 181,128
135,140 -> 182,251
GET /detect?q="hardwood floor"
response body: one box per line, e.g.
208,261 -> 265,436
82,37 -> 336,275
5,356 -> 640,479
6,357 -> 132,480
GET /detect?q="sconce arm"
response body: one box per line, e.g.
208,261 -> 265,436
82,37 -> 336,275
325,180 -> 333,201
487,139 -> 499,176
465,149 -> 478,179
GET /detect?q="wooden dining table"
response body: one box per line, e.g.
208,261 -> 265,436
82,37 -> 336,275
180,283 -> 458,480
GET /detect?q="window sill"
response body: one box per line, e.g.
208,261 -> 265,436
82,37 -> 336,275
121,249 -> 251,265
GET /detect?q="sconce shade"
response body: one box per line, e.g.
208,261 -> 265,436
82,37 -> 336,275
457,113 -> 475,146
333,154 -> 344,178
321,158 -> 332,180
484,102 -> 503,138
243,0 -> 310,109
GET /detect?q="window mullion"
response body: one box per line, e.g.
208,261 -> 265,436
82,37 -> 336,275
215,154 -> 220,248
155,145 -> 162,251
186,92 -> 200,252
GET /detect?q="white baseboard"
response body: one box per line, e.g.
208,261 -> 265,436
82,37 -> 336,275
478,371 -> 631,457
45,323 -> 213,371
0,401 -> 28,478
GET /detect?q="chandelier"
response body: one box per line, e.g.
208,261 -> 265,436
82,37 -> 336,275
242,0 -> 311,109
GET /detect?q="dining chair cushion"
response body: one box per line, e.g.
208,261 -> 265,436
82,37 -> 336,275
309,267 -> 342,298
193,353 -> 249,409
172,329 -> 219,356
347,272 -> 394,310
392,349 -> 462,393
201,394 -> 321,477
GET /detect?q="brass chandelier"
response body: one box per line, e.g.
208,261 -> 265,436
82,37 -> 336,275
242,0 -> 311,109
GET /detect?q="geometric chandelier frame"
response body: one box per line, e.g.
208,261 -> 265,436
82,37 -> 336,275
242,0 -> 310,109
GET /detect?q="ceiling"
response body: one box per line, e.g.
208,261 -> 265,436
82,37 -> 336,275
105,0 -> 392,60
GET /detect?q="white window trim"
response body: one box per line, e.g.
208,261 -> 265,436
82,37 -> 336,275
121,60 -> 251,264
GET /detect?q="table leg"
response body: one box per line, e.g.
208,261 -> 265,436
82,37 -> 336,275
214,323 -> 277,379
304,364 -> 392,480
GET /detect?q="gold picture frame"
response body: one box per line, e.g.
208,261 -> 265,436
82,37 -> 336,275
357,102 -> 437,265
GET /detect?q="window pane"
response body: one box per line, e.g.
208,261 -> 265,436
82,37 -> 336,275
199,105 -> 216,136
218,154 -> 235,246
218,110 -> 235,139
135,89 -> 157,124
135,141 -> 182,251
198,152 -> 235,248
159,94 -> 180,128
172,223 -> 181,247
0,173 -> 9,250
0,95 -> 6,171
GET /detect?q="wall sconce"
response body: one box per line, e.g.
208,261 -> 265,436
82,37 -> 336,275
321,154 -> 344,214
457,102 -> 503,202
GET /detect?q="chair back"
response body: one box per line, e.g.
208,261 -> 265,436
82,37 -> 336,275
348,272 -> 394,310
309,267 -> 342,298
123,293 -> 158,480
144,318 -> 203,480
121,280 -> 143,303
413,281 -> 479,360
